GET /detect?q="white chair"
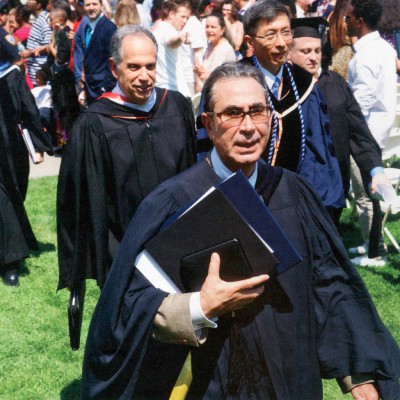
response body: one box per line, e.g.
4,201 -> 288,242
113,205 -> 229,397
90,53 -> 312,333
380,167 -> 400,252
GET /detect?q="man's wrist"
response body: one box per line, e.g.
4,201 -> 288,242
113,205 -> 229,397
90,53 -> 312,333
370,166 -> 384,177
337,375 -> 375,393
189,292 -> 218,331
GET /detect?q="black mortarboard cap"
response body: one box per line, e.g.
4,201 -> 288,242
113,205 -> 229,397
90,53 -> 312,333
291,17 -> 328,39
0,0 -> 9,14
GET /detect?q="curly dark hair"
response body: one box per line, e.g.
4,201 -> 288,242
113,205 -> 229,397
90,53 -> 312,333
350,0 -> 382,30
378,0 -> 400,32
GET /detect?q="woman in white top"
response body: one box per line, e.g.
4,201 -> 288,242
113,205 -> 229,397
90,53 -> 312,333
194,13 -> 236,91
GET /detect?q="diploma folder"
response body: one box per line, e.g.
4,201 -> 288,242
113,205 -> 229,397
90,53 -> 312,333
180,238 -> 251,292
144,171 -> 302,293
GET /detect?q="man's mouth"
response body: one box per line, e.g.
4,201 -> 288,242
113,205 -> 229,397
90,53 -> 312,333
136,85 -> 152,92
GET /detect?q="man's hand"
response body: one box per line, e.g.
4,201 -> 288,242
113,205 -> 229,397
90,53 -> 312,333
19,49 -> 32,59
370,172 -> 391,194
200,253 -> 269,319
351,383 -> 379,400
35,152 -> 44,164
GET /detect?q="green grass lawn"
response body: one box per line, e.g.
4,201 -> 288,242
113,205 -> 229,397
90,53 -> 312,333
0,175 -> 398,399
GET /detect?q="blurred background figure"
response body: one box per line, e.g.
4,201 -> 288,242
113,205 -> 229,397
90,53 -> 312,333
152,0 -> 192,97
180,0 -> 206,96
0,0 -> 12,33
9,5 -> 31,49
21,0 -> 52,86
194,12 -> 235,90
221,0 -> 243,57
31,68 -> 56,146
114,0 -> 152,29
328,0 -> 354,79
46,6 -> 80,144
73,0 -> 117,106
346,0 -> 397,266
295,0 -> 313,17
377,0 -> 400,78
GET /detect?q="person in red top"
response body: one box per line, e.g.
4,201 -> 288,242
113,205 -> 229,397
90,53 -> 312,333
11,5 -> 31,48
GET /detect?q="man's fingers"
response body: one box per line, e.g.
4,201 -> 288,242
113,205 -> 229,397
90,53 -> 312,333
237,274 -> 270,290
207,252 -> 221,277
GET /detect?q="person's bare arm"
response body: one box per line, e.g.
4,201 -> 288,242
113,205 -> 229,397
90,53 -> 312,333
167,31 -> 190,48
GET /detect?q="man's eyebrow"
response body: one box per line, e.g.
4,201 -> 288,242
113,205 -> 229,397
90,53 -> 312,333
220,102 -> 266,111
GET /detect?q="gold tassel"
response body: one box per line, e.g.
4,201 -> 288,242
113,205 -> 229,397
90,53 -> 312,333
169,352 -> 193,400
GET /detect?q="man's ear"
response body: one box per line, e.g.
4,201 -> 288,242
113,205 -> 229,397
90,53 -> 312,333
201,112 -> 214,139
244,34 -> 254,51
109,58 -> 118,80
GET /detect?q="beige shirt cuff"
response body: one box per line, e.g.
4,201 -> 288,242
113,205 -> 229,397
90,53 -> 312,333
152,293 -> 207,347
337,375 -> 375,393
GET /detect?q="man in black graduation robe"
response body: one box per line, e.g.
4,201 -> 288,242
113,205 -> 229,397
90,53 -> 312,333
57,26 -> 196,292
82,63 -> 400,400
197,1 -> 345,220
289,17 -> 389,262
0,27 -> 53,285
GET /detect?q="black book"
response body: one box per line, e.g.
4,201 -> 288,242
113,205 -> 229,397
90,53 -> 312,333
144,177 -> 279,293
180,238 -> 251,292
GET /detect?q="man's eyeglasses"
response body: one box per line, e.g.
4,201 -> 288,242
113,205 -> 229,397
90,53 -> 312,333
207,106 -> 272,126
253,29 -> 294,46
344,15 -> 354,21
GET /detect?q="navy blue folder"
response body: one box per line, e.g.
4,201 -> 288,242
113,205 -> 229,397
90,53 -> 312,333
158,171 -> 302,277
217,171 -> 302,274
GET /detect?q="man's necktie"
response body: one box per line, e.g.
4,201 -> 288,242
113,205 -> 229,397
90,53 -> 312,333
271,76 -> 280,98
85,25 -> 92,49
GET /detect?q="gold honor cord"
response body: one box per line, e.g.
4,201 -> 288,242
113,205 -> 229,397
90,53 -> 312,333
169,353 -> 193,399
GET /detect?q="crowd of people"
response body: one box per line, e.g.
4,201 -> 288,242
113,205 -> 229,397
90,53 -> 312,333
1,0 -> 400,397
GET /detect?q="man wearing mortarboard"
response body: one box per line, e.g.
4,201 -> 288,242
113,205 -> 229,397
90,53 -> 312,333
290,16 -> 392,266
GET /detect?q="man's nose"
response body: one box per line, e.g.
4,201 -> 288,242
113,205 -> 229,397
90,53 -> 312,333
275,32 -> 286,46
241,114 -> 256,131
139,68 -> 149,79
310,52 -> 317,61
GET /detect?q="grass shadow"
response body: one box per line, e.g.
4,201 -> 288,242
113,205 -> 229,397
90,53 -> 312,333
61,378 -> 81,400
39,241 -> 56,252
360,267 -> 400,286
19,259 -> 30,278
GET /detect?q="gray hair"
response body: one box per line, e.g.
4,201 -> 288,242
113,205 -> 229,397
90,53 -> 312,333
243,0 -> 290,37
110,25 -> 158,65
203,62 -> 269,112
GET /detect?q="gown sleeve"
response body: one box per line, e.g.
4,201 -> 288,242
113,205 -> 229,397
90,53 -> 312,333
295,176 -> 400,396
17,69 -> 53,154
57,113 -> 111,289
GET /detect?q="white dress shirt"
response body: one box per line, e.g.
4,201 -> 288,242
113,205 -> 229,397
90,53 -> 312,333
348,31 -> 397,148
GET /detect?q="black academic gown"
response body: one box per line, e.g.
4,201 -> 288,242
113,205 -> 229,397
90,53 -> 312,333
318,69 -> 382,196
57,88 -> 197,290
82,160 -> 400,400
236,60 -> 344,210
0,66 -> 53,266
